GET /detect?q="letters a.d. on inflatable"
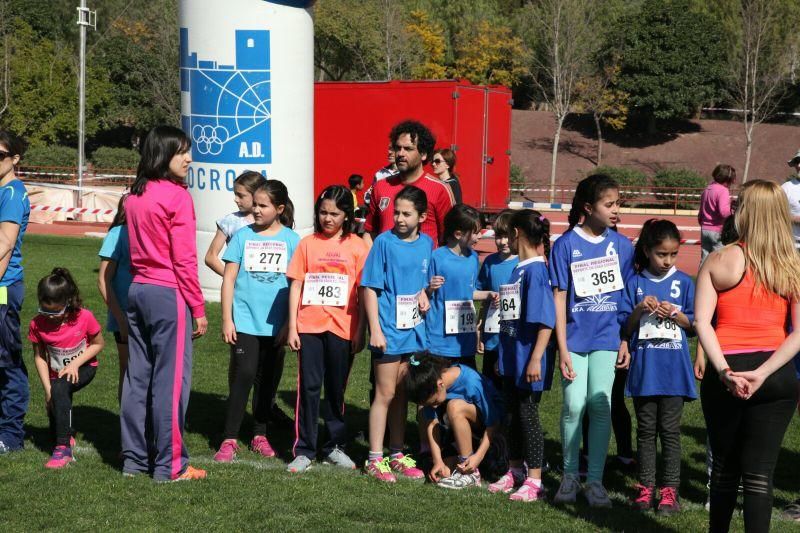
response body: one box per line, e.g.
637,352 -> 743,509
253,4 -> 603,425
179,0 -> 315,300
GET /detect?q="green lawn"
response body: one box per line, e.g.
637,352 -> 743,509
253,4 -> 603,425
2,234 -> 800,531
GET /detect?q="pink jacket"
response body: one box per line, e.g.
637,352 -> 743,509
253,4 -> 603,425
126,180 -> 205,318
698,181 -> 732,232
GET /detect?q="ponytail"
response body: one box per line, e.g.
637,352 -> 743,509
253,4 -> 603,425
568,173 -> 619,230
37,267 -> 82,313
256,179 -> 295,229
633,219 -> 681,273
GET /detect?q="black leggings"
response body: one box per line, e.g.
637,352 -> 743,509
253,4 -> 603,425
633,395 -> 684,487
503,378 -> 543,470
49,365 -> 96,446
582,368 -> 633,458
223,333 -> 285,440
701,351 -> 797,533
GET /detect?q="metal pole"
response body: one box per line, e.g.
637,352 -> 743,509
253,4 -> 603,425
77,0 -> 87,209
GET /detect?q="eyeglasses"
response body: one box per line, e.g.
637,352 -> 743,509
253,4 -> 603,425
37,306 -> 67,317
0,151 -> 12,161
431,159 -> 445,165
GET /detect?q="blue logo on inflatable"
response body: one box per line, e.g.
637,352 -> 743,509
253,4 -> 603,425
180,28 -> 271,164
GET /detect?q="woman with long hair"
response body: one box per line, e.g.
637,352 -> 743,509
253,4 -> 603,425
431,148 -> 462,204
695,179 -> 800,532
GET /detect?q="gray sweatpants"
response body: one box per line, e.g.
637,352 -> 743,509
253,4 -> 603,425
121,283 -> 193,481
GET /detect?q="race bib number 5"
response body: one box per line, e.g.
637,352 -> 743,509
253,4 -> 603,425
638,314 -> 681,341
396,294 -> 422,330
244,240 -> 288,273
445,300 -> 476,334
570,255 -> 623,297
302,273 -> 349,307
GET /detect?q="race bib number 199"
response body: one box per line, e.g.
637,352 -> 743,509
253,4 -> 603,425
445,300 -> 476,334
570,255 -> 624,297
244,240 -> 288,273
302,273 -> 349,307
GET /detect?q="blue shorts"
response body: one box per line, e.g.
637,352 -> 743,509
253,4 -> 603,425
793,354 -> 800,380
370,350 -> 412,364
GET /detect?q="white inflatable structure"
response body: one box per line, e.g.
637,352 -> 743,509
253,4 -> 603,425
179,0 -> 315,300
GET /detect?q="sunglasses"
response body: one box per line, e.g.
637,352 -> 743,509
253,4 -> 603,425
431,159 -> 445,165
38,305 -> 68,317
0,151 -> 13,161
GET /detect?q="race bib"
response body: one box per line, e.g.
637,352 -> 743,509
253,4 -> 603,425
302,273 -> 349,307
638,314 -> 681,341
48,340 -> 86,372
445,300 -> 476,334
570,255 -> 623,297
244,240 -> 288,273
396,294 -> 422,330
484,302 -> 500,334
499,283 -> 521,321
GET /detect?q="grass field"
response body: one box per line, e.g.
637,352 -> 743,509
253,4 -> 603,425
3,234 -> 800,532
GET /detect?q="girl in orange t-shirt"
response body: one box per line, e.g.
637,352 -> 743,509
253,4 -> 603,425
286,185 -> 368,473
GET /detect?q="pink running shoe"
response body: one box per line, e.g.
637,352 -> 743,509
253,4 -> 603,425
364,457 -> 396,483
509,479 -> 546,502
250,435 -> 276,458
488,470 -> 524,494
213,439 -> 239,463
388,454 -> 424,480
657,487 -> 681,515
633,484 -> 655,510
45,446 -> 74,469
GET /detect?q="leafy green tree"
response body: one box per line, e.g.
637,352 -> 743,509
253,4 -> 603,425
613,0 -> 726,130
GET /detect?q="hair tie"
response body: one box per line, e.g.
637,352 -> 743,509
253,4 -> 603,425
409,355 -> 420,367
539,216 -> 546,222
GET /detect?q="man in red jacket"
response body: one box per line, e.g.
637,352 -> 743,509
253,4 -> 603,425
363,121 -> 455,248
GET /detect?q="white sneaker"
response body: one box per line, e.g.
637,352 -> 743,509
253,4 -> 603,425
287,455 -> 313,473
438,470 -> 482,490
583,480 -> 612,508
322,446 -> 356,470
554,473 -> 582,503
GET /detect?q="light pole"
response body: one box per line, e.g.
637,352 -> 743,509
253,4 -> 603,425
76,1 -> 96,210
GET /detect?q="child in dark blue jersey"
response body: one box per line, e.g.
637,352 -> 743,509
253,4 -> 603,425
621,219 -> 696,515
487,209 -> 555,501
406,354 -> 503,490
362,186 -> 432,482
477,209 -> 519,390
550,174 -> 635,508
426,204 -> 497,367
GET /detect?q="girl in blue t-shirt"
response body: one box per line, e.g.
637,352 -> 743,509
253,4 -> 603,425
214,180 -> 300,463
426,204 -> 497,366
489,209 -> 555,502
362,185 -> 432,482
621,219 -> 696,514
549,174 -> 634,508
97,194 -> 132,402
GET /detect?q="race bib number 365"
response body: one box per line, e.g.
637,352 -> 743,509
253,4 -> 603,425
302,273 -> 349,307
445,300 -> 476,334
244,240 -> 288,273
570,255 -> 623,297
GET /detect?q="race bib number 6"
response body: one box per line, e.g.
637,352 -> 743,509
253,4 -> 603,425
445,300 -> 476,334
302,273 -> 349,307
638,314 -> 681,341
570,255 -> 624,297
244,240 -> 288,273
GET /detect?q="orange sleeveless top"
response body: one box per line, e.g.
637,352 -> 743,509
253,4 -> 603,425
715,269 -> 789,354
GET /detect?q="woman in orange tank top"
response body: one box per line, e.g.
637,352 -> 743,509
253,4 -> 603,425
695,180 -> 800,533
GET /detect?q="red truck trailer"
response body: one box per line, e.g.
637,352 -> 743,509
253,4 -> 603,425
314,80 -> 512,212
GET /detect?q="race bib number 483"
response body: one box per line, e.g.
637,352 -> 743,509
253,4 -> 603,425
302,273 -> 349,307
570,255 -> 623,297
445,300 -> 476,334
244,240 -> 288,273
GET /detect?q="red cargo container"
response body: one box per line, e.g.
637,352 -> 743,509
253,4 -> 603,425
314,80 -> 512,212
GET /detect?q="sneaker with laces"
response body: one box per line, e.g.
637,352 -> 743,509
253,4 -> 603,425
323,447 -> 356,470
584,481 -> 612,508
250,435 -> 276,458
782,499 -> 800,521
175,465 -> 207,481
632,484 -> 655,510
437,470 -> 481,490
287,455 -> 313,473
389,454 -> 424,480
657,487 -> 681,515
45,446 -> 74,469
213,439 -> 239,463
554,473 -> 581,504
488,469 -> 524,494
364,457 -> 396,483
509,479 -> 546,502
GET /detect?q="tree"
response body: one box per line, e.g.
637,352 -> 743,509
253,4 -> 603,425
314,0 -> 384,81
727,0 -> 798,181
0,0 -> 9,118
451,21 -> 528,86
522,0 -> 599,201
574,64 -> 629,166
405,10 -> 447,79
614,0 -> 725,131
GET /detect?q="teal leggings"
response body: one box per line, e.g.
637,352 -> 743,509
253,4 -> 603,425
560,350 -> 617,483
